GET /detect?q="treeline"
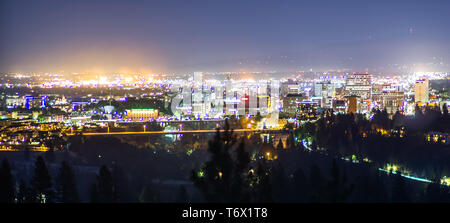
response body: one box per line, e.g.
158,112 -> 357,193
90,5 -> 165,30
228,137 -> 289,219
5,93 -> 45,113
0,155 -> 142,203
294,105 -> 450,179
0,157 -> 78,203
191,122 -> 450,203
276,147 -> 450,203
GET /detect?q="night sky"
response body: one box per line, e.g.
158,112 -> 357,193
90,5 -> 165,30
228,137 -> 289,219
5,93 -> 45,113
1,0 -> 450,74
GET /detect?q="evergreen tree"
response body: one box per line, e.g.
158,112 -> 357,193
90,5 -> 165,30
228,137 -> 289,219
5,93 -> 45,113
56,161 -> 79,203
253,161 -> 273,203
392,111 -> 404,128
271,162 -> 289,202
96,165 -> 115,203
372,172 -> 389,202
325,159 -> 352,202
17,180 -> 31,203
422,176 -> 443,202
31,156 -> 54,203
308,164 -> 325,202
191,120 -> 270,203
111,163 -> 130,202
89,183 -> 99,203
44,148 -> 56,164
415,105 -> 424,120
0,158 -> 15,203
139,185 -> 159,203
175,185 -> 188,203
390,172 -> 410,203
292,168 -> 308,202
276,138 -> 284,150
327,159 -> 341,202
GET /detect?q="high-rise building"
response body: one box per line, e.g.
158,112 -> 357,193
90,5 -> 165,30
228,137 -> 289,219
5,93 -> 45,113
346,96 -> 359,114
344,73 -> 372,100
314,82 -> 323,97
281,80 -> 300,96
192,72 -> 205,117
193,72 -> 203,86
414,78 -> 429,105
314,81 -> 335,108
381,91 -> 404,114
282,93 -> 306,115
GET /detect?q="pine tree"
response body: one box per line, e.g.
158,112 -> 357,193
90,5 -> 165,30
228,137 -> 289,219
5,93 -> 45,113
31,156 -> 54,203
111,163 -> 129,202
44,148 -> 56,164
372,172 -> 389,202
308,164 -> 324,202
56,161 -> 79,203
0,158 -> 15,203
253,161 -> 273,203
390,172 -> 410,203
175,185 -> 188,203
422,176 -> 443,202
96,165 -> 115,203
271,162 -> 289,202
139,185 -> 158,203
276,138 -> 284,150
327,159 -> 341,202
191,120 -> 269,203
90,183 -> 99,203
191,121 -> 236,202
292,168 -> 308,202
17,180 -> 30,203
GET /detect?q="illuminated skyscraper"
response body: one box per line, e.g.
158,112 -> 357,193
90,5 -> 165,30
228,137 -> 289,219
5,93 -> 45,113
344,73 -> 372,100
346,96 -> 359,114
192,72 -> 205,117
414,78 -> 429,105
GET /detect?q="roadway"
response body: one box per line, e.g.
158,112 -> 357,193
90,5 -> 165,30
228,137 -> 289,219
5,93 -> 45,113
66,128 -> 289,136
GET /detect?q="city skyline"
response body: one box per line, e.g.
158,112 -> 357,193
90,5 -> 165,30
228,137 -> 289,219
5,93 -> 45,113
0,0 -> 449,207
1,0 -> 450,74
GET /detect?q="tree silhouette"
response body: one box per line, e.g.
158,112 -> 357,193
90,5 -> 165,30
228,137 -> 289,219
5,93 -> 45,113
0,158 -> 15,203
253,161 -> 273,203
89,183 -> 99,203
270,162 -> 290,202
308,164 -> 325,202
390,172 -> 410,203
139,185 -> 159,203
292,168 -> 308,202
325,159 -> 353,202
276,138 -> 284,150
56,161 -> 79,203
111,163 -> 131,202
175,185 -> 188,203
422,176 -> 444,202
191,120 -> 271,203
95,165 -> 115,203
17,180 -> 33,203
31,156 -> 54,203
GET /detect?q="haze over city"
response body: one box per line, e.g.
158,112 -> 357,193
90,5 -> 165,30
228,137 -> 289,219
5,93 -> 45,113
1,0 -> 450,74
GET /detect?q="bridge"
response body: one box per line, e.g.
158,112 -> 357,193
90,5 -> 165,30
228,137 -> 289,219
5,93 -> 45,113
66,128 -> 290,136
